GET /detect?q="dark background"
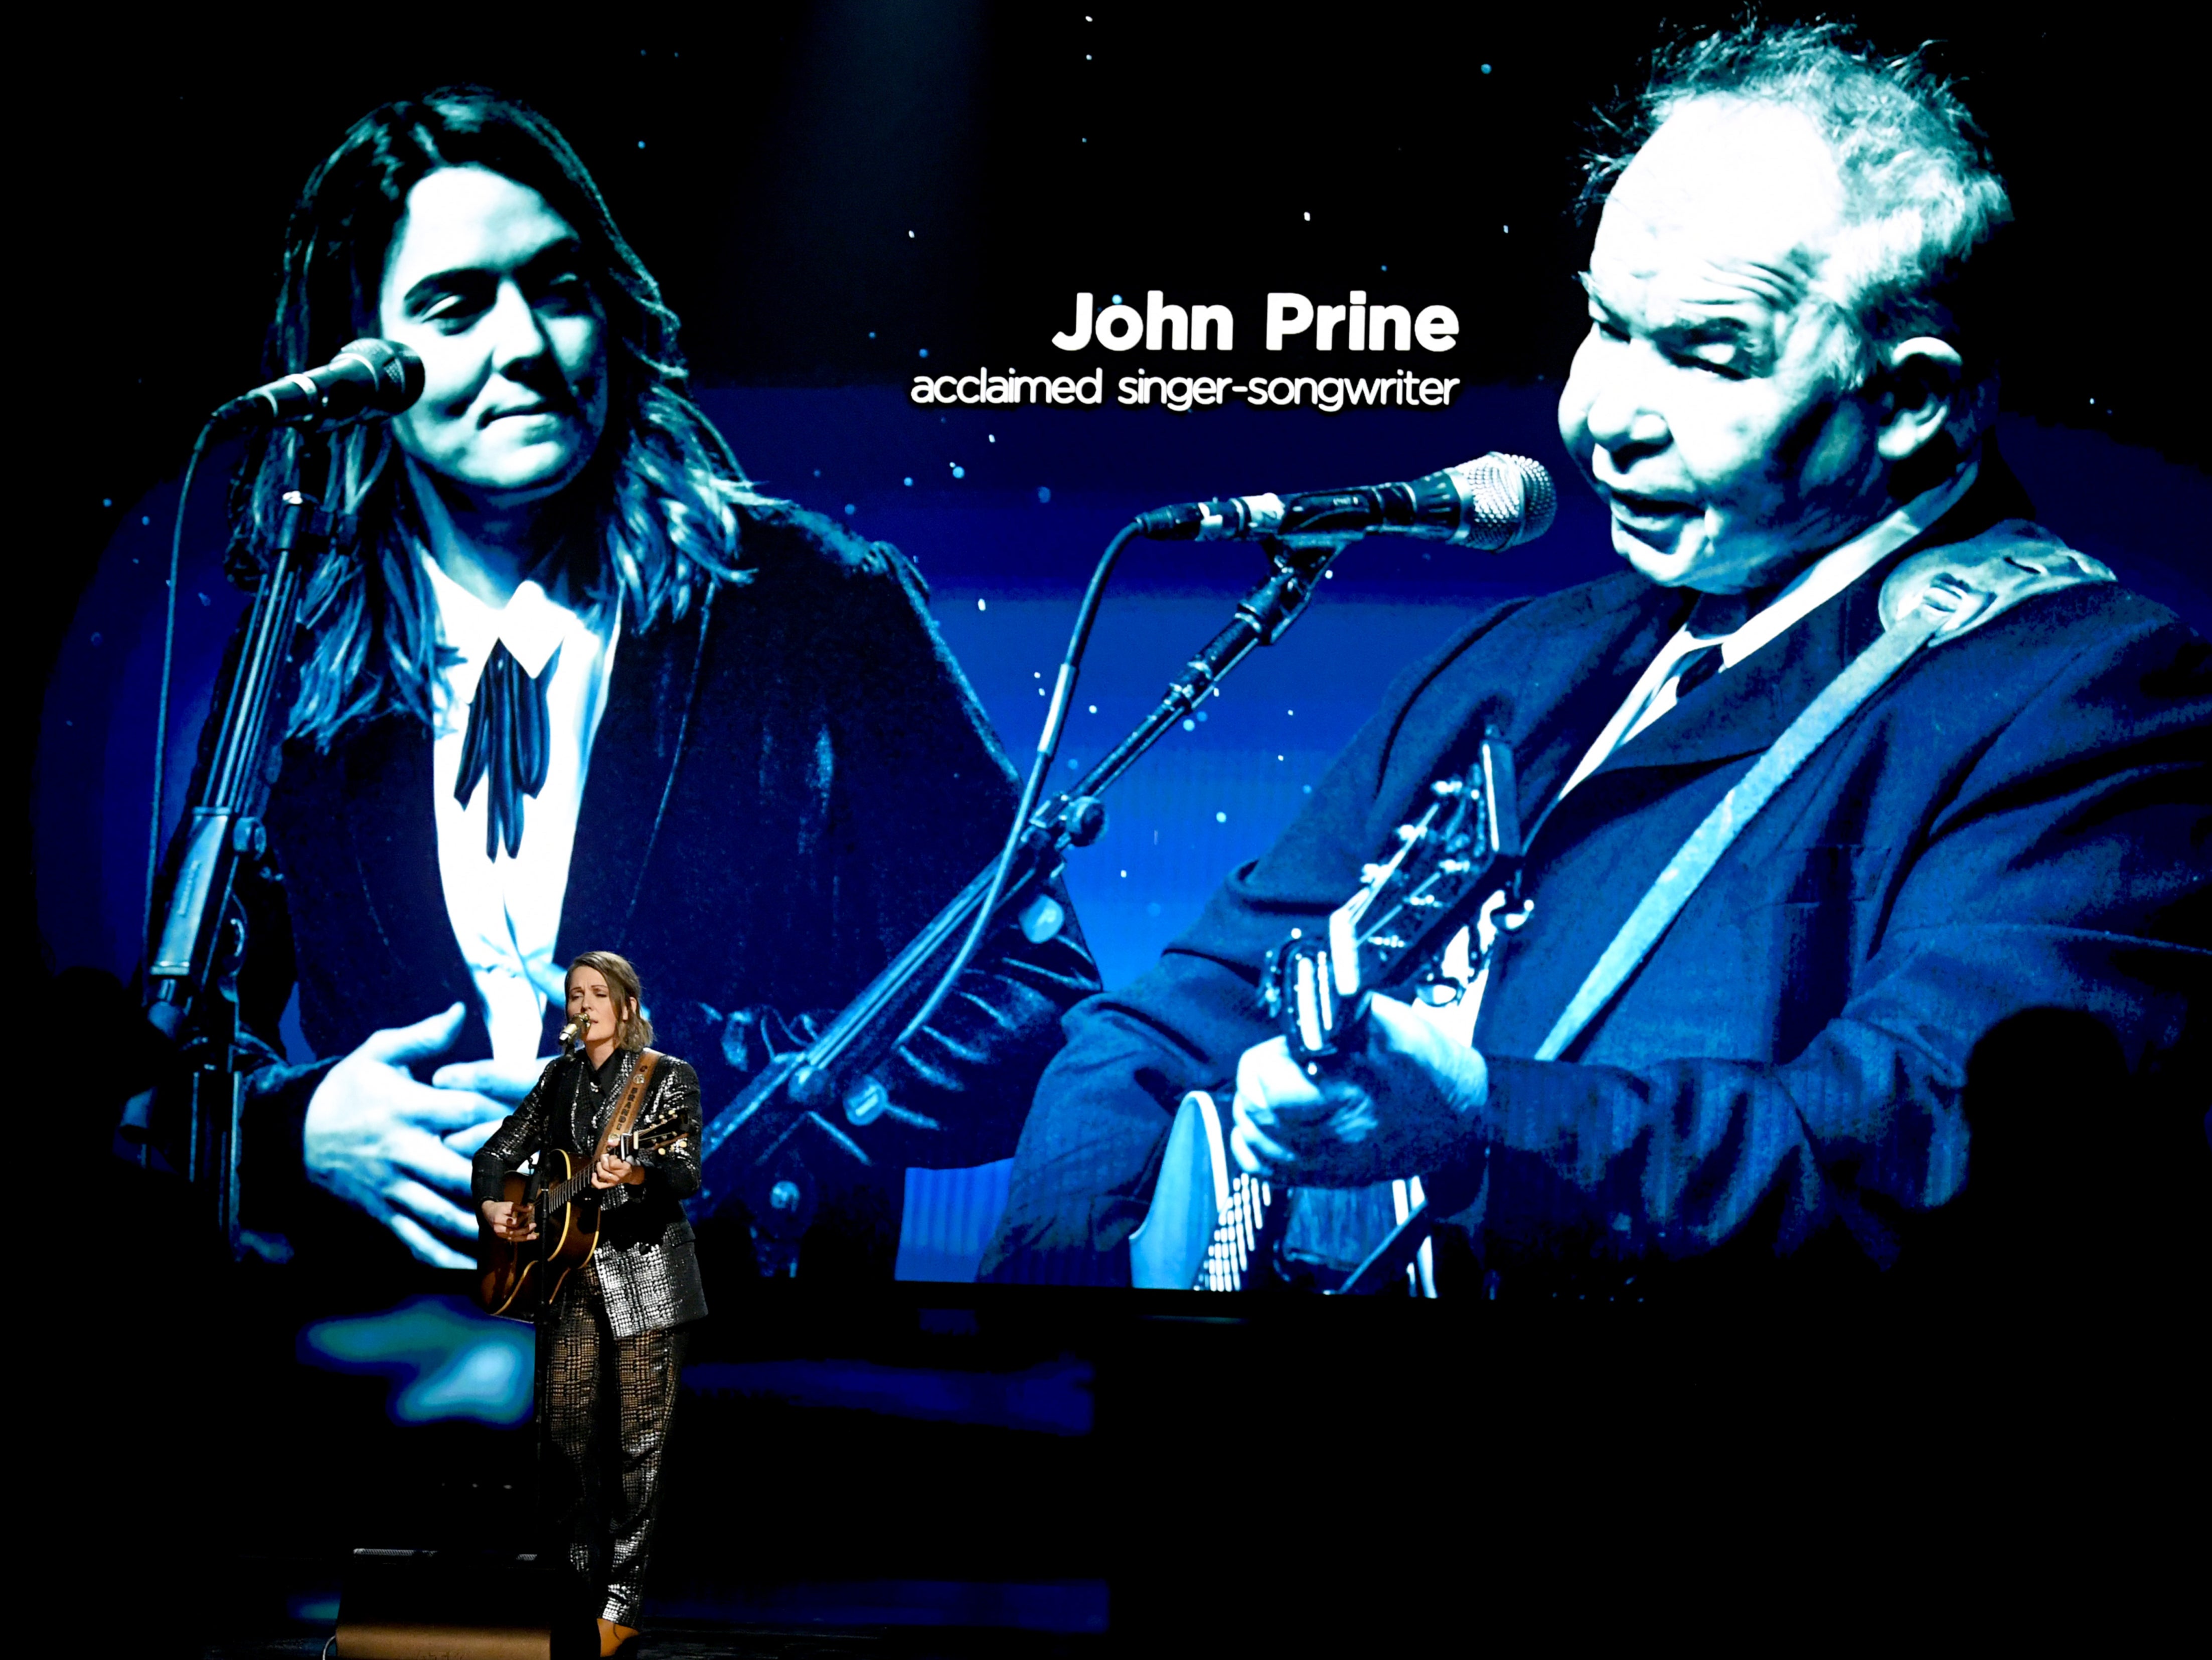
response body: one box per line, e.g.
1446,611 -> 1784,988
30,8 -> 2206,1647
24,2 -> 2206,949
40,2 -> 2208,416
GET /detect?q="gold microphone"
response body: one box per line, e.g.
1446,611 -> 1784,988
559,1015 -> 586,1050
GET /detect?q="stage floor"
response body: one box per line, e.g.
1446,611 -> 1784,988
203,1624 -> 1108,1658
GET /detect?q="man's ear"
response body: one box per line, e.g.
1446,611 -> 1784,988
1875,336 -> 1966,462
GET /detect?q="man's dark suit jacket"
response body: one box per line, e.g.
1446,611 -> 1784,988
234,499 -> 1099,1279
982,480 -> 2208,1294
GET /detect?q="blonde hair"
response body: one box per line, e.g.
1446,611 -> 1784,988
567,950 -> 655,1050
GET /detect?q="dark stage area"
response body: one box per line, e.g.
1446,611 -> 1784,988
84,1264 -> 2207,1654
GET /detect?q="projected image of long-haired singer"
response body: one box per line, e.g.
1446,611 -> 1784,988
170,88 -> 1096,1280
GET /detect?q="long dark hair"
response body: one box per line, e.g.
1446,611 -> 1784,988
234,87 -> 770,747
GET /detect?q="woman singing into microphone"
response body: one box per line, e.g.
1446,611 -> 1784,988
478,950 -> 701,1656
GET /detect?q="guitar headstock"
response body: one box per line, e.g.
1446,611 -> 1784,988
1264,729 -> 1519,1060
614,1109 -> 693,1161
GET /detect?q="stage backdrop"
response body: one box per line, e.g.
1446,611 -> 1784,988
35,9 -> 2209,1419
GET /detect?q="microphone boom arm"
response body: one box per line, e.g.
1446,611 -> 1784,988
695,532 -> 1354,1230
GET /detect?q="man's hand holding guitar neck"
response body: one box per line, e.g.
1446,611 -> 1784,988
1230,993 -> 1491,1188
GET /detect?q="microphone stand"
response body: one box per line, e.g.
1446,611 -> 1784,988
123,436 -> 353,1259
697,530 -> 1356,1272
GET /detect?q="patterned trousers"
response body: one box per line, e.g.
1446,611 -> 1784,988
538,1257 -> 692,1626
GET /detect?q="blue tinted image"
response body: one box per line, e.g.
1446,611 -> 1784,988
36,17 -> 2208,1650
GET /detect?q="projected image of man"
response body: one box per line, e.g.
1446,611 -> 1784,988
982,23 -> 2206,1293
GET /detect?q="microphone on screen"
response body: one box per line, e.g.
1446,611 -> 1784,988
209,339 -> 425,436
1134,452 -> 1557,550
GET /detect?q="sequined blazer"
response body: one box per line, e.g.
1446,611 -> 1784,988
473,1048 -> 709,1338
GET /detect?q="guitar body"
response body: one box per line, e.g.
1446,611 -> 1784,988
473,1092 -> 692,1320
1132,1090 -> 1439,1293
478,1149 -> 600,1320
1132,1092 -> 1266,1290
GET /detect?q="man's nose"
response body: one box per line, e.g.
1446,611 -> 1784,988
1583,358 -> 1669,458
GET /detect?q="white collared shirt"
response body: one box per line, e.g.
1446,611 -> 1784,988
422,553 -> 622,1064
1554,463 -> 1978,803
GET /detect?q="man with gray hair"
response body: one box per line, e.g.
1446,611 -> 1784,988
984,22 -> 2206,1295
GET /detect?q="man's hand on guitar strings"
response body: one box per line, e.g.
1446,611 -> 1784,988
1229,994 -> 1489,1188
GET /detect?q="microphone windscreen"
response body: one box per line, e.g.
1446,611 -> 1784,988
1451,454 -> 1557,550
334,338 -> 426,414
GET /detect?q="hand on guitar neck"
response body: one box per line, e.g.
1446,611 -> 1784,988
1230,991 -> 1490,1188
589,1150 -> 646,1189
1132,731 -> 1521,1293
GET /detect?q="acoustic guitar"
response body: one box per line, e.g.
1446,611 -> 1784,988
1130,731 -> 1524,1295
477,1108 -> 694,1319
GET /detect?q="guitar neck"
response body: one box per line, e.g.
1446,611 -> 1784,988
545,1148 -> 621,1214
545,1166 -> 590,1214
537,1121 -> 681,1216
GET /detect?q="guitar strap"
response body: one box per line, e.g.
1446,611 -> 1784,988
1338,530 -> 2113,1294
594,1048 -> 663,1161
1532,532 -> 2112,1061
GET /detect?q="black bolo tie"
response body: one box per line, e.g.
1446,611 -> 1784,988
455,640 -> 559,859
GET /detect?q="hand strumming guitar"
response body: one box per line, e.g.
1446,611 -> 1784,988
591,1152 -> 646,1189
481,1199 -> 538,1242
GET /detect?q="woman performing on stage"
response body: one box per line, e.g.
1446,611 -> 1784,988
478,950 -> 702,1655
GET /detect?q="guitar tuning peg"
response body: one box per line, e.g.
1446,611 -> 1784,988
1396,823 -> 1424,843
1360,863 -> 1388,884
1431,779 -> 1464,796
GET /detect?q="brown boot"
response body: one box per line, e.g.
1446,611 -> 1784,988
596,1615 -> 642,1656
